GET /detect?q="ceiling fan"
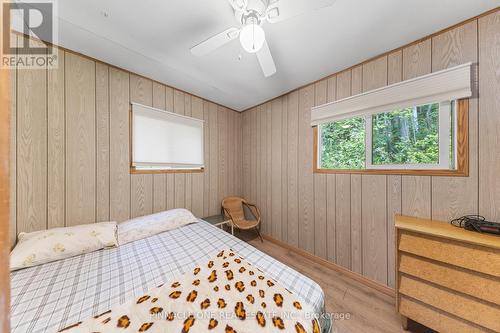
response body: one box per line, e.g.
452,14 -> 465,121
190,0 -> 336,77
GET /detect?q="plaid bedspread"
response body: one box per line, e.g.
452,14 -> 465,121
10,220 -> 325,333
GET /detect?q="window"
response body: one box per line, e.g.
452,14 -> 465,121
312,63 -> 471,176
315,100 -> 469,175
131,103 -> 204,173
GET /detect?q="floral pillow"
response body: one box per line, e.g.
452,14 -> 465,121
118,209 -> 198,245
10,222 -> 118,271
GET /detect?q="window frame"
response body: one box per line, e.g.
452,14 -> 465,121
313,99 -> 469,177
129,105 -> 205,175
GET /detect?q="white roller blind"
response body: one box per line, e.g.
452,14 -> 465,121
311,62 -> 472,125
132,103 -> 204,169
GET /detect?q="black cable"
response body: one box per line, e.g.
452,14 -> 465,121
450,215 -> 485,229
449,215 -> 500,234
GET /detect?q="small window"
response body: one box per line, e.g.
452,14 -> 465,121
131,103 -> 204,173
315,100 -> 468,175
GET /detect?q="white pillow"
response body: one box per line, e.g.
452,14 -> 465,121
10,222 -> 118,271
118,209 -> 198,245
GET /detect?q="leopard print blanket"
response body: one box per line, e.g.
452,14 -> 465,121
59,249 -> 322,333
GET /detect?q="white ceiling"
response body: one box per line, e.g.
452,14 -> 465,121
52,0 -> 499,111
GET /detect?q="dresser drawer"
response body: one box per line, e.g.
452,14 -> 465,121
399,296 -> 494,333
399,253 -> 500,306
399,274 -> 500,331
398,231 -> 500,277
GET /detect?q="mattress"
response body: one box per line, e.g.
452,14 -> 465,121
10,220 -> 326,333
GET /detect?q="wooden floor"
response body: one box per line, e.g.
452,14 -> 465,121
237,231 -> 434,333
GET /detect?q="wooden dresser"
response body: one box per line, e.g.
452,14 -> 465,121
395,215 -> 500,332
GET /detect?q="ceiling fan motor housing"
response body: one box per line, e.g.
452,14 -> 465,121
235,0 -> 270,24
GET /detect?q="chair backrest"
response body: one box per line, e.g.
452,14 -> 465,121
221,197 -> 246,221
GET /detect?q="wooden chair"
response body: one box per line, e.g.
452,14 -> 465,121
221,197 -> 263,242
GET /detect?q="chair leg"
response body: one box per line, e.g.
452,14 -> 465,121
255,227 -> 264,243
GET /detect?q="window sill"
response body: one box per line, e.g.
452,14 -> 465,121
313,168 -> 468,177
130,168 -> 205,174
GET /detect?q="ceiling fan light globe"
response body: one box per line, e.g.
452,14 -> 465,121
239,23 -> 265,53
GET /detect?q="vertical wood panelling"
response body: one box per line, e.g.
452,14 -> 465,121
386,175 -> 401,288
263,104 -> 271,234
402,176 -> 431,218
326,75 -> 337,262
218,106 -> 227,209
287,92 -> 299,246
266,104 -> 272,235
335,174 -> 351,269
249,108 -> 260,232
271,98 -> 282,240
281,96 -> 288,242
336,70 -> 351,99
9,33 -> 17,246
350,174 -> 362,274
361,56 -> 389,283
130,75 -> 153,218
256,108 -> 263,232
386,50 -> 403,288
314,80 -> 327,259
401,40 -> 432,219
432,21 -> 479,221
173,90 -> 186,209
237,14 -> 494,290
184,95 -> 192,211
241,111 -> 249,203
227,110 -> 234,197
96,62 -> 110,222
387,51 -> 403,85
11,42 -> 242,245
17,36 -> 47,234
208,102 -> 218,215
11,12 -> 497,293
191,96 -> 204,217
298,85 -> 314,253
251,108 -> 258,218
257,107 -> 264,233
203,101 -> 211,216
350,65 -> 363,274
152,82 -> 166,213
335,70 -> 352,269
236,112 -> 242,196
109,68 -> 130,222
362,57 -> 388,91
47,48 -> 65,228
361,175 -> 387,283
351,66 -> 363,95
65,53 -> 96,226
479,11 -> 500,220
165,87 -> 175,211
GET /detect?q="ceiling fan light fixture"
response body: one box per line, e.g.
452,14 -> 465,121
239,23 -> 265,53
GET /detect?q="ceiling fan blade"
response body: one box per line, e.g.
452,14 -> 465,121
190,27 -> 240,56
256,40 -> 276,77
266,0 -> 336,24
228,0 -> 248,12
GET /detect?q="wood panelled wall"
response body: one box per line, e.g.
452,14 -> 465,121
242,10 -> 500,288
9,35 -> 242,247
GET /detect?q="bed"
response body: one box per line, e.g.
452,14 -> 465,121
10,219 -> 329,333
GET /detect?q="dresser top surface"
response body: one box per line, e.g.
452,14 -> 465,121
395,215 -> 500,250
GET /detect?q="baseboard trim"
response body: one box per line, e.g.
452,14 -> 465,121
262,234 -> 396,298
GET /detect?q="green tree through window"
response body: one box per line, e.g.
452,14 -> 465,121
320,117 -> 365,169
319,102 -> 442,169
372,103 -> 439,165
